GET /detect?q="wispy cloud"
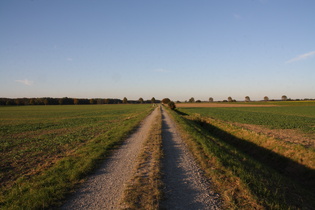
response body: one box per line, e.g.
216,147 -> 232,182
153,68 -> 170,73
286,51 -> 315,63
233,14 -> 242,20
15,79 -> 34,86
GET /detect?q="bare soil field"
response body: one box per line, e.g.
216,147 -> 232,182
176,103 -> 278,108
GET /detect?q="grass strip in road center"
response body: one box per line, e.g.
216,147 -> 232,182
121,106 -> 163,209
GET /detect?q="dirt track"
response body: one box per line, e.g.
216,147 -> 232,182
62,106 -> 220,209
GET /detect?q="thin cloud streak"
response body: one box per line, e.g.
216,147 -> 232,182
15,79 -> 34,86
233,14 -> 242,19
286,51 -> 315,63
153,68 -> 170,73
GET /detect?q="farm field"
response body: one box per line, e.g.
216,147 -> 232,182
179,101 -> 315,133
0,104 -> 153,209
176,100 -> 315,108
171,101 -> 315,208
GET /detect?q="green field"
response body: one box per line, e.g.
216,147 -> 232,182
171,101 -> 315,208
179,104 -> 315,133
0,104 -> 153,209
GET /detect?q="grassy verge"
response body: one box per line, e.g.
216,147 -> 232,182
0,105 -> 153,209
167,108 -> 315,209
121,106 -> 163,210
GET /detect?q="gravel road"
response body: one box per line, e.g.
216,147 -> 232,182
160,107 -> 221,209
61,108 -> 159,210
62,106 -> 220,209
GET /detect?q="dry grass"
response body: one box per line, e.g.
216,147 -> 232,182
233,122 -> 315,148
121,106 -> 163,210
204,117 -> 315,170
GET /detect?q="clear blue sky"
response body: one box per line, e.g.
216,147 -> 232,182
1,0 -> 314,101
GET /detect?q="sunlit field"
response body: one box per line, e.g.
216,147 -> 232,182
0,104 -> 152,209
170,101 -> 315,208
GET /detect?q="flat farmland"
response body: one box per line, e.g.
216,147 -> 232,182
179,101 -> 315,135
173,101 -> 315,208
0,104 -> 152,208
176,102 -> 278,108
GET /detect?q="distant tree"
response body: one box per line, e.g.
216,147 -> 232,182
70,98 -> 75,105
36,98 -> 43,105
97,99 -> 104,104
228,96 -> 233,102
245,96 -> 250,102
44,99 -> 49,105
58,98 -> 64,105
74,98 -> 79,105
264,96 -> 269,101
123,97 -> 128,104
15,99 -> 22,106
282,95 -> 288,101
196,100 -> 201,103
90,99 -> 96,104
162,98 -> 171,104
168,101 -> 176,110
59,97 -> 70,105
209,97 -> 214,102
6,100 -> 13,106
189,97 -> 195,103
104,98 -> 110,104
139,97 -> 144,104
29,98 -> 35,105
151,97 -> 156,104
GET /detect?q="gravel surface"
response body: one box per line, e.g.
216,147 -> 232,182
62,106 -> 221,209
160,107 -> 221,210
61,108 -> 159,210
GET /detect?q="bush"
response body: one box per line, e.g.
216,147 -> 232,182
168,101 -> 176,110
162,98 -> 171,104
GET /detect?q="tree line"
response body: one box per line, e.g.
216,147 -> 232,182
185,95 -> 314,103
0,97 -> 160,106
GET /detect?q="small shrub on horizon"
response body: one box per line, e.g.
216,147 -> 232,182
168,101 -> 176,110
